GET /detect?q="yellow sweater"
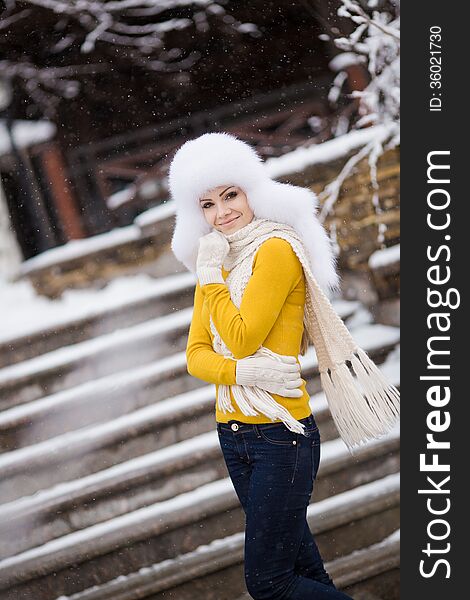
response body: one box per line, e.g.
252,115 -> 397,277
186,237 -> 312,423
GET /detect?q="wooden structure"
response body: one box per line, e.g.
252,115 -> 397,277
0,120 -> 86,260
1,0 -> 369,259
16,135 -> 400,302
288,146 -> 400,271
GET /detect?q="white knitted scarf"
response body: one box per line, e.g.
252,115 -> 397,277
209,217 -> 400,451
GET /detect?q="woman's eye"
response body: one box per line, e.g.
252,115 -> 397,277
201,191 -> 236,209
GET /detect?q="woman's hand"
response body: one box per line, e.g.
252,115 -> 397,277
196,230 -> 230,286
236,350 -> 304,398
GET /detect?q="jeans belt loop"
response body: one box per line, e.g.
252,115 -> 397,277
253,423 -> 261,438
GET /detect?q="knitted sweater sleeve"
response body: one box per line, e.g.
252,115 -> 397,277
186,280 -> 238,385
200,237 -> 303,360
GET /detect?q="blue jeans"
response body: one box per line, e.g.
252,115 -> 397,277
216,414 -> 354,600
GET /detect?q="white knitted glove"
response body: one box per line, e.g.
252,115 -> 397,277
196,230 -> 230,286
236,352 -> 304,398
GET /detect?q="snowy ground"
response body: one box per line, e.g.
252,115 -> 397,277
0,272 -> 191,343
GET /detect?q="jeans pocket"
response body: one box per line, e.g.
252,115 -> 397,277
303,424 -> 319,438
258,424 -> 299,446
308,426 -> 321,444
300,414 -> 318,436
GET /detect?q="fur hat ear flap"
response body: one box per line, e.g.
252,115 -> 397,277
170,211 -> 210,274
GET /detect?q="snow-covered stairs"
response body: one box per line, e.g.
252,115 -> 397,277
0,424 -> 400,559
0,326 -> 398,502
0,287 -> 360,412
0,272 -> 196,372
0,272 -> 400,599
233,530 -> 400,600
0,319 -> 397,454
0,474 -> 399,599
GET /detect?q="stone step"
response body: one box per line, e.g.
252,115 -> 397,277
32,529 -> 399,600
0,473 -> 400,600
0,344 -> 399,502
0,298 -> 362,410
0,352 -> 195,451
0,309 -> 192,411
0,323 -> 400,451
16,207 -> 177,300
234,530 -> 400,600
1,269 -> 362,371
330,529 -> 400,600
0,272 -> 196,370
0,424 -> 399,558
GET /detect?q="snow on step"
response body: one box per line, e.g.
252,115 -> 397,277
0,330 -> 399,479
0,384 -> 210,478
0,421 -> 399,527
307,472 -> 399,525
0,473 -> 399,588
0,430 -> 219,524
19,226 -> 142,275
0,271 -> 195,345
345,323 -> 399,352
329,528 -> 400,590
369,244 -> 400,269
52,529 -> 245,600
0,308 -> 193,386
51,528 -> 400,600
0,303 -> 375,430
0,297 -> 362,387
0,478 -> 235,581
0,352 -> 187,431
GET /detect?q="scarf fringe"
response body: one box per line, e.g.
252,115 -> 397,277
209,218 -> 400,453
217,382 -> 306,434
320,347 -> 400,451
217,384 -> 236,414
351,348 -> 400,421
231,385 -> 259,417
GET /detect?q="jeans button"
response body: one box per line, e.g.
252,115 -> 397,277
231,423 -> 239,431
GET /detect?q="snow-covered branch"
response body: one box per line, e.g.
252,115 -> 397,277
18,0 -> 212,54
320,0 -> 400,226
0,0 -> 261,115
0,59 -> 108,117
329,0 -> 400,129
338,0 -> 400,41
318,123 -> 395,221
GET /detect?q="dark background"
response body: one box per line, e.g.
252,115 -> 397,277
401,2 -> 465,596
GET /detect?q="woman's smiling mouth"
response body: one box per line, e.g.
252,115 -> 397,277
220,216 -> 240,226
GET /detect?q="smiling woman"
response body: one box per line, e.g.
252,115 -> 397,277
168,132 -> 398,600
199,185 -> 255,233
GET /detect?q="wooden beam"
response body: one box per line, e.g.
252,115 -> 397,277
37,144 -> 86,240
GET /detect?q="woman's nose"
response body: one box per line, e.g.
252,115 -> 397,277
217,204 -> 231,217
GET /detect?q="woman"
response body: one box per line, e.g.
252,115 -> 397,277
169,133 -> 399,599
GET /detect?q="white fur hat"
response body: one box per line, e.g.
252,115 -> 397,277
169,132 -> 339,292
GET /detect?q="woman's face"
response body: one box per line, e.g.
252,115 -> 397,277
199,185 -> 254,234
